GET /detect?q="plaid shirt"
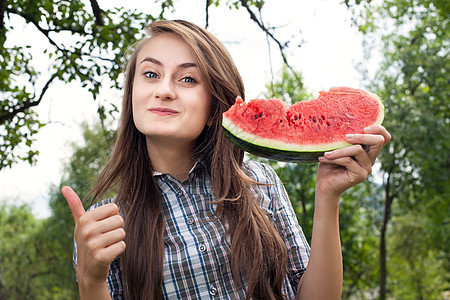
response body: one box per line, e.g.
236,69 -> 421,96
73,160 -> 310,299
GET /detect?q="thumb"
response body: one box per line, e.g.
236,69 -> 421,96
61,186 -> 85,223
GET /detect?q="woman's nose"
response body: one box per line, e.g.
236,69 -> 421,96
154,78 -> 176,100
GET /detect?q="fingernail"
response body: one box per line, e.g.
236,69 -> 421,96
364,126 -> 373,133
346,134 -> 354,139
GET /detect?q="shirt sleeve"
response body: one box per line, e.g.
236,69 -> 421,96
72,198 -> 124,299
245,160 -> 311,292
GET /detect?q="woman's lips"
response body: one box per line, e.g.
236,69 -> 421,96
148,107 -> 179,116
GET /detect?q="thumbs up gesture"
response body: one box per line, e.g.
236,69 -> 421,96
62,186 -> 126,286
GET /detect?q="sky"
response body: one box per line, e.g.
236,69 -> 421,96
0,0 -> 375,218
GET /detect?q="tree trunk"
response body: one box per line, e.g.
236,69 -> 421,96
0,0 -> 6,31
379,213 -> 388,300
380,173 -> 394,300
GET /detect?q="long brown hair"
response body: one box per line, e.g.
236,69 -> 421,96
90,19 -> 288,299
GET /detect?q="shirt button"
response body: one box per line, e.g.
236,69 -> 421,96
209,284 -> 218,296
177,191 -> 183,197
187,218 -> 195,225
199,243 -> 207,253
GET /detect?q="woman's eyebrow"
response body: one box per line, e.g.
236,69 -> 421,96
139,57 -> 197,69
139,57 -> 162,65
178,62 -> 197,68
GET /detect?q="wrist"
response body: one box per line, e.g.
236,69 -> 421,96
77,276 -> 111,300
77,270 -> 108,290
314,189 -> 341,213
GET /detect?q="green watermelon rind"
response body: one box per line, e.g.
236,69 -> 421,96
223,127 -> 326,162
222,89 -> 385,162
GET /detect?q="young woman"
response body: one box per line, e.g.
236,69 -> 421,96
62,19 -> 391,300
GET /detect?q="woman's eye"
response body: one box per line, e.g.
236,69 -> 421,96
181,77 -> 196,83
144,71 -> 158,79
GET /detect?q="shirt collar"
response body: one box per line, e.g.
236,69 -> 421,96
152,160 -> 204,177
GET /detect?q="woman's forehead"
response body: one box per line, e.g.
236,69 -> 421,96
136,33 -> 197,64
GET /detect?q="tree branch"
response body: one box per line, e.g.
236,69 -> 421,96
5,7 -> 114,62
89,0 -> 104,26
239,0 -> 302,82
205,0 -> 210,29
6,7 -> 61,48
0,73 -> 58,124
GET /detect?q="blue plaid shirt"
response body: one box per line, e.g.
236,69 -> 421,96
74,160 -> 310,299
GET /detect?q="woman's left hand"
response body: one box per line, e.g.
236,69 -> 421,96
315,125 -> 391,200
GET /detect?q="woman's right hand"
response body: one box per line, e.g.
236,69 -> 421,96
62,186 -> 126,286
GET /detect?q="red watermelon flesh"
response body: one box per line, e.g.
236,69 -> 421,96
222,87 -> 384,162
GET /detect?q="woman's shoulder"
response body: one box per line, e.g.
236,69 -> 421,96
243,160 -> 290,218
87,197 -> 115,211
243,160 -> 280,185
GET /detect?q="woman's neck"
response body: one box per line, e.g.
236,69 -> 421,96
146,138 -> 196,182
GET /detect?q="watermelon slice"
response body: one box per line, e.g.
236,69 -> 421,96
222,87 -> 384,162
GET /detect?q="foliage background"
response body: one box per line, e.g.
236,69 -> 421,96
0,0 -> 448,299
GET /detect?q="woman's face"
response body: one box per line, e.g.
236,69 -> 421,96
132,33 -> 212,148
